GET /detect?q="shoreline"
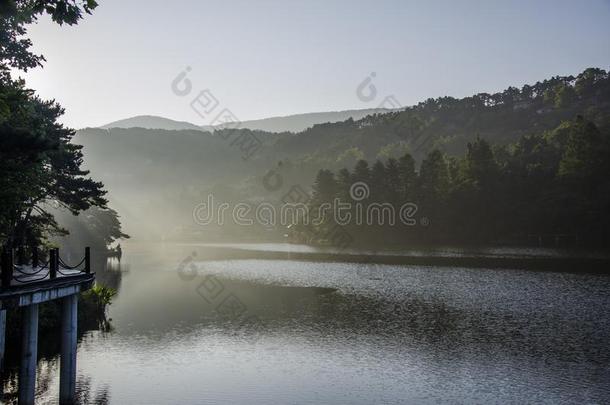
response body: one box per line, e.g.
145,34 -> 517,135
185,245 -> 610,274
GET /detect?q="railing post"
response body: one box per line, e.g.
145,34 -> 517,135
0,305 -> 6,371
17,245 -> 26,266
1,250 -> 13,288
85,247 -> 91,274
50,248 -> 58,279
32,246 -> 39,268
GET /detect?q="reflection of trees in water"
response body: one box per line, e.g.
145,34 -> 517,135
93,257 -> 124,292
1,358 -> 110,404
75,375 -> 111,405
1,335 -> 64,402
207,279 -> 609,368
35,358 -> 58,403
269,287 -> 465,344
1,369 -> 17,403
2,351 -> 111,404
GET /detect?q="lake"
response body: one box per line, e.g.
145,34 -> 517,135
2,242 -> 610,404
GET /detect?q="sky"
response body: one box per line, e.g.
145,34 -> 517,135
16,0 -> 610,129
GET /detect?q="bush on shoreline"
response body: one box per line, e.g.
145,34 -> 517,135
4,284 -> 116,342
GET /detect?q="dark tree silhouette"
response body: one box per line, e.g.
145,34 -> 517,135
0,0 -> 121,250
295,116 -> 610,247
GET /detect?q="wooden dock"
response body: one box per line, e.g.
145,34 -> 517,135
0,247 -> 94,405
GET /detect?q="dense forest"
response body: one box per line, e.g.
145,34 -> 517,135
295,115 -> 610,248
291,68 -> 610,248
73,68 -> 610,247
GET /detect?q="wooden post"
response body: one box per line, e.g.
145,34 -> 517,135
50,249 -> 58,280
17,246 -> 26,266
19,303 -> 39,405
1,250 -> 13,288
32,247 -> 39,268
0,306 -> 6,371
59,294 -> 78,404
85,247 -> 91,274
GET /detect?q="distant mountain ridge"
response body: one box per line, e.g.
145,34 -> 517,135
100,108 -> 393,133
205,108 -> 393,132
100,115 -> 202,131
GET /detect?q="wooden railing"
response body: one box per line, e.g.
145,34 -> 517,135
0,247 -> 90,290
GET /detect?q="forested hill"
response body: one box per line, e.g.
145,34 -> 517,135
82,67 -> 610,168
101,108 -> 391,133
74,68 -> 610,240
273,67 -> 610,165
207,108 -> 392,133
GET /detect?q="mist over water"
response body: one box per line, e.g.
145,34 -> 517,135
2,3 -> 610,404
3,242 -> 608,404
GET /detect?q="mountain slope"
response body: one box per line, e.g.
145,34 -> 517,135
101,115 -> 203,131
206,108 -> 393,133
102,108 -> 394,133
78,68 -> 610,240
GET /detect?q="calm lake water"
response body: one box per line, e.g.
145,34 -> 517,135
3,242 -> 610,404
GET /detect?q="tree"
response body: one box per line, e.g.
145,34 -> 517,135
336,146 -> 364,167
384,158 -> 401,205
370,160 -> 386,200
376,142 -> 409,160
464,137 -> 499,188
308,169 -> 338,234
56,207 -> 129,255
0,75 -> 107,247
418,149 -> 449,204
450,137 -> 501,241
397,153 -> 416,201
574,68 -> 608,98
0,0 -> 109,249
336,168 -> 352,201
310,169 -> 337,208
1,0 -> 98,71
352,160 -> 370,185
556,117 -> 607,181
553,83 -> 576,108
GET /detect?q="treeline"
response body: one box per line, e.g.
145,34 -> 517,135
293,116 -> 610,248
70,68 -> 610,241
276,68 -> 610,167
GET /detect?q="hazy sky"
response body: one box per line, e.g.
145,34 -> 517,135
17,0 -> 610,128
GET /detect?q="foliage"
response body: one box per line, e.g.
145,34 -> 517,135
0,73 -> 107,248
0,0 -> 98,71
295,117 -> 610,247
67,68 -> 610,243
5,284 -> 116,340
54,206 -> 129,255
0,0 -> 115,249
81,284 -> 117,315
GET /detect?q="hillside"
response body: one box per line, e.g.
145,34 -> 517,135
76,68 -> 610,240
101,108 -> 392,133
101,115 -> 203,131
206,108 -> 392,133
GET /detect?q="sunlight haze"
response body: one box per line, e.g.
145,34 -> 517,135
17,0 -> 610,128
